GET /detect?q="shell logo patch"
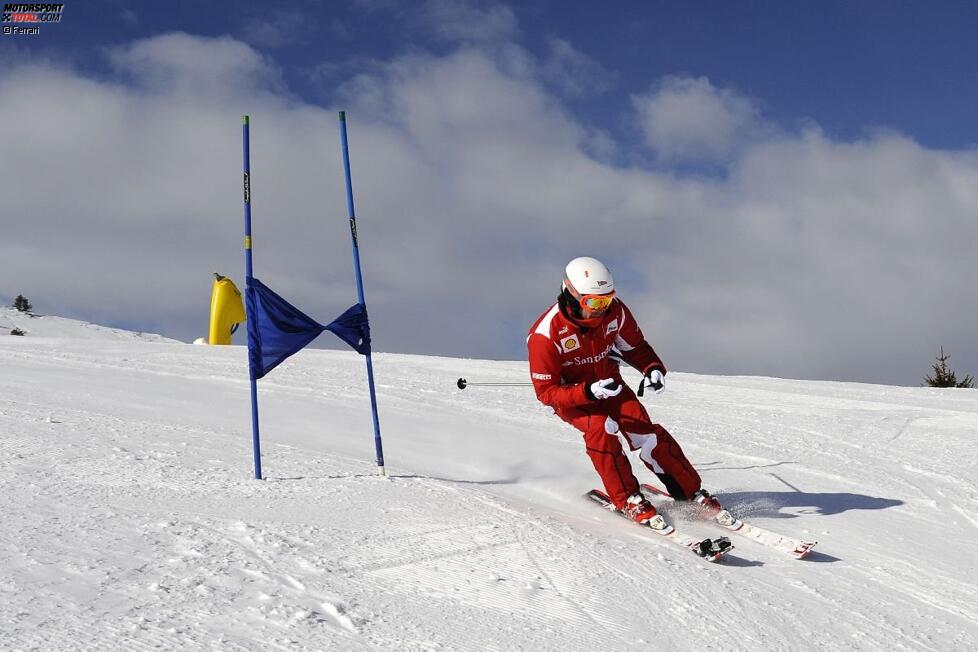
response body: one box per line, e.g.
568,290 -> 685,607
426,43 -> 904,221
560,335 -> 580,353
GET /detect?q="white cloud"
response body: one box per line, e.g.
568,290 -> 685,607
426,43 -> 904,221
238,9 -> 316,49
540,37 -> 613,98
417,0 -> 518,43
359,0 -> 518,45
643,130 -> 978,382
120,8 -> 138,26
632,75 -> 762,164
1,34 -> 976,385
109,32 -> 285,97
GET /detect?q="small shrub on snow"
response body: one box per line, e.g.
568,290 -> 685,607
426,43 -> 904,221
924,347 -> 974,388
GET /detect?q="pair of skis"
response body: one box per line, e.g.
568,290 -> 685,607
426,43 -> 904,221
585,488 -> 734,562
585,484 -> 817,562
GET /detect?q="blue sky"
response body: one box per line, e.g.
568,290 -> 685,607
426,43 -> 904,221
2,0 -> 977,385
16,1 -> 978,151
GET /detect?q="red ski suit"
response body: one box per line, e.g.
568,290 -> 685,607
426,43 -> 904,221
527,298 -> 701,508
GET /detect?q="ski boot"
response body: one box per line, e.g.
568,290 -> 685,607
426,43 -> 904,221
624,493 -> 674,534
692,489 -> 741,529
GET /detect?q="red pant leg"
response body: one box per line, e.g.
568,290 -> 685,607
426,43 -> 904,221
613,393 -> 702,500
556,405 -> 639,509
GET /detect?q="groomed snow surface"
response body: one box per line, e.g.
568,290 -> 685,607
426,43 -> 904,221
1,308 -> 976,651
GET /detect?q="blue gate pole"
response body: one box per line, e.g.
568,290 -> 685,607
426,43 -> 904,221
338,111 -> 386,476
243,115 -> 263,480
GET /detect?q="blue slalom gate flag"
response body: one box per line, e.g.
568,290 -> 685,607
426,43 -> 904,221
245,276 -> 371,380
324,302 -> 371,355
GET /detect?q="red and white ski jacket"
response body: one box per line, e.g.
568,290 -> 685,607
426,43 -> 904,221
526,298 -> 666,411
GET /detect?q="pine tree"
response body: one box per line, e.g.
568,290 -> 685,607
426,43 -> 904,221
13,295 -> 32,313
923,347 -> 975,388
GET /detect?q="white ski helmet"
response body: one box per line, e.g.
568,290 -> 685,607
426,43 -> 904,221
561,256 -> 616,321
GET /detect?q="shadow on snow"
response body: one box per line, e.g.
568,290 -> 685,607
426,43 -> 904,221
719,490 -> 903,519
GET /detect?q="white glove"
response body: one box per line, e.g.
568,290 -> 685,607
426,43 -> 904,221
589,378 -> 623,400
645,369 -> 665,394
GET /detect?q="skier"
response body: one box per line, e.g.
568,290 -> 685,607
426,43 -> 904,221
527,256 -> 722,531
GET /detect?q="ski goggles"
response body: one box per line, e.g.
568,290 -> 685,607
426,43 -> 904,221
578,292 -> 615,312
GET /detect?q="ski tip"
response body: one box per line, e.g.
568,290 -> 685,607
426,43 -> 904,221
584,488 -> 609,501
791,541 -> 818,559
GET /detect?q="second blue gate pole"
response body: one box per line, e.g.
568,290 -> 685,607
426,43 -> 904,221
338,111 -> 386,476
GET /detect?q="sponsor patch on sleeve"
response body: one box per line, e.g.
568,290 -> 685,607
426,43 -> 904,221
531,372 -> 552,381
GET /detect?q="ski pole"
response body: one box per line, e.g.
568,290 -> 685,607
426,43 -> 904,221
456,378 -> 533,390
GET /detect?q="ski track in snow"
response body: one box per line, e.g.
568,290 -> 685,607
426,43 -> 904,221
1,316 -> 977,650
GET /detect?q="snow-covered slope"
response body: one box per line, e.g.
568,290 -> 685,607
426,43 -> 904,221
0,306 -> 177,342
1,318 -> 976,650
